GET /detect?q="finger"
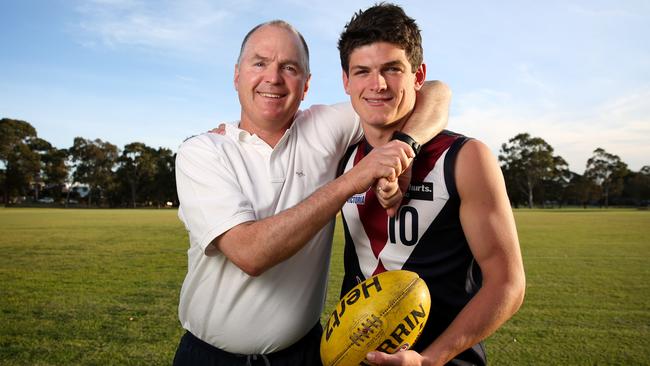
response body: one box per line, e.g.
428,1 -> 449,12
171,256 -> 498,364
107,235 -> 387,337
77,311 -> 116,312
377,192 -> 402,214
378,185 -> 400,204
381,191 -> 403,212
385,206 -> 397,218
376,143 -> 411,176
366,351 -> 400,366
386,139 -> 415,158
377,166 -> 397,182
397,166 -> 413,204
376,178 -> 398,196
208,123 -> 227,135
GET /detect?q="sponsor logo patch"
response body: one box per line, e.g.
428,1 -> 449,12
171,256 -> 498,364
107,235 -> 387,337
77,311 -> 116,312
347,193 -> 366,205
405,182 -> 433,201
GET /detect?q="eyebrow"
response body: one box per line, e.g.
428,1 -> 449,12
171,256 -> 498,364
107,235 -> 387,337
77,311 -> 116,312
349,59 -> 407,71
250,53 -> 304,71
382,60 -> 407,69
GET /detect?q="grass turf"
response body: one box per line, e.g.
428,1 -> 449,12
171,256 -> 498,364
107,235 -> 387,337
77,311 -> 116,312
0,208 -> 648,365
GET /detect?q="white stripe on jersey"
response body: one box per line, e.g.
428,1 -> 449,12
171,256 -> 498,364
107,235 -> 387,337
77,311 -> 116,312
342,148 -> 452,278
341,153 -> 377,278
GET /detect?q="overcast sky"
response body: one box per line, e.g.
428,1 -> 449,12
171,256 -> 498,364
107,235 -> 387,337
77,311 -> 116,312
1,0 -> 648,171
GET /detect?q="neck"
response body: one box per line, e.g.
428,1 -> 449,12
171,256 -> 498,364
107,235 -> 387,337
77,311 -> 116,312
363,110 -> 413,148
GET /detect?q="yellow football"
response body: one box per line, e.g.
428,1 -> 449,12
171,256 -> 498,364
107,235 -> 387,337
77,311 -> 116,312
320,270 -> 431,366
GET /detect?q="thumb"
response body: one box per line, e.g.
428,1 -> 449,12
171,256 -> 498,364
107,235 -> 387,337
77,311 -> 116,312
366,351 -> 400,365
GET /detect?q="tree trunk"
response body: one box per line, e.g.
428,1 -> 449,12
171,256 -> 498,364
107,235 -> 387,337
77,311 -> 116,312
130,182 -> 137,208
65,186 -> 71,208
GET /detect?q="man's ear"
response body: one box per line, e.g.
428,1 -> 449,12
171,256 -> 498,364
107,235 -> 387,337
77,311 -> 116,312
342,69 -> 351,95
302,73 -> 311,100
414,63 -> 426,91
233,64 -> 239,91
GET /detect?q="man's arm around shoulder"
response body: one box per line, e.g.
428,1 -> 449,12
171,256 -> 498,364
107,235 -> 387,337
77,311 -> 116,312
213,141 -> 415,276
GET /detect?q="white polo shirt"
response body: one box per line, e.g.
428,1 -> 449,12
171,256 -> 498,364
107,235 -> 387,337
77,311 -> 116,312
175,103 -> 362,354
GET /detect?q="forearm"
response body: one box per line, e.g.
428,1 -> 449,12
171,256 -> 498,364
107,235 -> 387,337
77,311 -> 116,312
421,277 -> 525,365
215,174 -> 356,276
401,80 -> 451,144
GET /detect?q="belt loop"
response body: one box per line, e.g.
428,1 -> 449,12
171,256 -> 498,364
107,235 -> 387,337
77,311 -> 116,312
246,354 -> 271,366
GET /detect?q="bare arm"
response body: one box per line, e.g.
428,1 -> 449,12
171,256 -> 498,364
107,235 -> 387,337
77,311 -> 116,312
367,140 -> 525,366
400,80 -> 451,144
214,140 -> 414,276
419,140 -> 526,365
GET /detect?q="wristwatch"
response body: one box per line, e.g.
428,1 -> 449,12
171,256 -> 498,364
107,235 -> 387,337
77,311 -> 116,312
391,131 -> 421,156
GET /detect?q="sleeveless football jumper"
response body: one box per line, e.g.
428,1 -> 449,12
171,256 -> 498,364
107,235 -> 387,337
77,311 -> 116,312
339,130 -> 486,365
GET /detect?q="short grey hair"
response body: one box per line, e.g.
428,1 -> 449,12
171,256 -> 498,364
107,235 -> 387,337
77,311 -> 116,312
237,20 -> 310,74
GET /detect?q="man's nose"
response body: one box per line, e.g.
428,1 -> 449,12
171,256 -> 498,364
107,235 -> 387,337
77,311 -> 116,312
264,65 -> 283,84
369,72 -> 387,92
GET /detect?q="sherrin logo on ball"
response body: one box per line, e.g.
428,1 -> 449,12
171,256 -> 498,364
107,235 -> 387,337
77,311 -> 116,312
320,270 -> 431,366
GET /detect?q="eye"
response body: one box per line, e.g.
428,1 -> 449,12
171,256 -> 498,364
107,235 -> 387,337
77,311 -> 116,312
283,65 -> 298,73
386,66 -> 402,73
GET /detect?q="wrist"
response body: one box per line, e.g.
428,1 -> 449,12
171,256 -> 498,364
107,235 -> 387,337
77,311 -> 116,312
391,131 -> 421,156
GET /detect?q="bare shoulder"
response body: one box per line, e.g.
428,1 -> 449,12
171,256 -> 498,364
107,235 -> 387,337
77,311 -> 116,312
456,139 -> 498,173
455,139 -> 505,198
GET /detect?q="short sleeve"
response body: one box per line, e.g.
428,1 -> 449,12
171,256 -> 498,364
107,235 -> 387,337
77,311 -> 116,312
299,102 -> 364,154
175,134 -> 256,253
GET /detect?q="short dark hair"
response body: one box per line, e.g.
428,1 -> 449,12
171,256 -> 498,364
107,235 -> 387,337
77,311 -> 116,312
237,20 -> 310,74
338,3 -> 423,74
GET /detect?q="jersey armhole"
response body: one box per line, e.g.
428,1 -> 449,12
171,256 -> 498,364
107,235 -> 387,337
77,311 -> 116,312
444,137 -> 471,199
336,142 -> 361,178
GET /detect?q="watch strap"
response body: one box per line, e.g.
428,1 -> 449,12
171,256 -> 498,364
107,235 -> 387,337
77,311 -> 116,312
391,131 -> 421,155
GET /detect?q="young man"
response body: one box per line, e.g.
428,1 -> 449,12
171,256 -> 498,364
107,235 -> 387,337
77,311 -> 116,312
173,20 -> 451,365
336,4 -> 526,365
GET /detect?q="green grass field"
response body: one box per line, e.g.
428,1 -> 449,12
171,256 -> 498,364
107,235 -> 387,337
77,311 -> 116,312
1,208 -> 649,365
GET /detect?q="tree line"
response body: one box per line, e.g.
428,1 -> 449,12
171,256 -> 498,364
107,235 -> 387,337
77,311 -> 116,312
2,118 -> 649,208
1,118 -> 176,208
499,133 -> 649,208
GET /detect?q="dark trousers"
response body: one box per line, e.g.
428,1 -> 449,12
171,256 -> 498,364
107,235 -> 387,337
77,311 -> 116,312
173,323 -> 323,366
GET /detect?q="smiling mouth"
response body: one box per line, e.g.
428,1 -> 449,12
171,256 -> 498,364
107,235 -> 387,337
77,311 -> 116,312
257,91 -> 285,99
364,96 -> 393,105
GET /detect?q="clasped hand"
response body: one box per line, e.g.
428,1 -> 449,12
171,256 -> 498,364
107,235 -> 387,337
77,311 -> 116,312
355,140 -> 414,217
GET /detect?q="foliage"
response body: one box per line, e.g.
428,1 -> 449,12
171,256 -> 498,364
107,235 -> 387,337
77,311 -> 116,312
561,171 -> 599,207
69,137 -> 119,206
621,166 -> 650,205
0,119 -> 40,203
584,148 -> 629,207
114,144 -> 177,208
29,137 -> 69,200
0,118 -> 37,161
498,133 -> 570,208
152,148 -> 177,206
1,117 -> 647,208
117,142 -> 158,208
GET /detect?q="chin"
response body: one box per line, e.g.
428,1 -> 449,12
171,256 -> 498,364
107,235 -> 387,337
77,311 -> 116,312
364,115 -> 394,127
